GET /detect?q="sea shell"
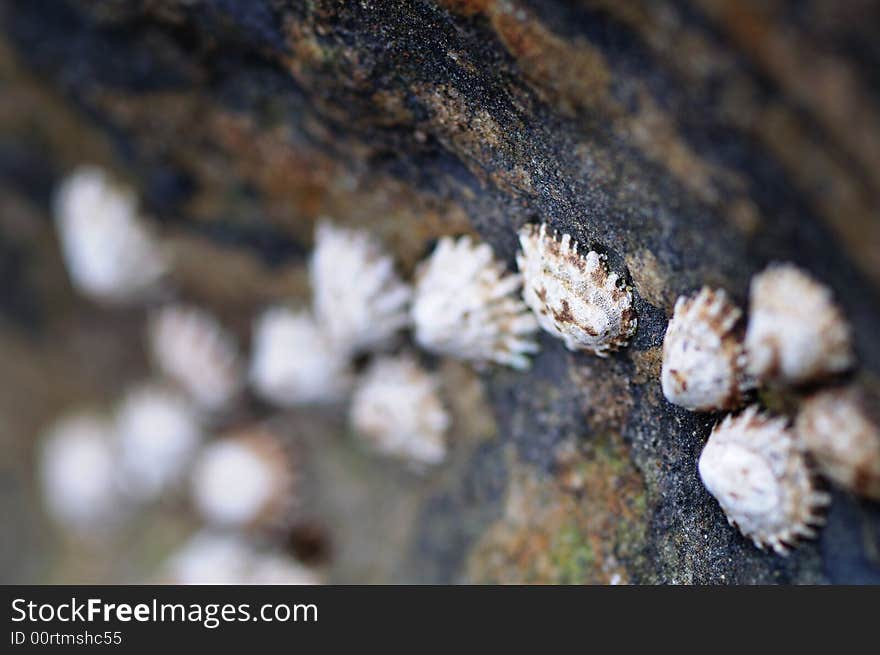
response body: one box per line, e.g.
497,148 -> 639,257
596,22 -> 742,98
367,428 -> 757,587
149,304 -> 243,412
162,530 -> 321,585
412,235 -> 540,370
38,412 -> 126,531
350,355 -> 450,468
310,221 -> 411,356
661,287 -> 750,411
249,306 -> 351,407
115,383 -> 204,500
744,263 -> 854,385
516,223 -> 636,356
796,385 -> 880,501
53,165 -> 167,303
190,428 -> 296,531
698,406 -> 829,555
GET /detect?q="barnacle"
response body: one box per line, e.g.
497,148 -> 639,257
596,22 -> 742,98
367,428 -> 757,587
53,165 -> 167,303
744,263 -> 854,385
796,385 -> 880,501
698,406 -> 829,555
191,428 -> 296,531
310,221 -> 411,356
516,223 -> 636,356
162,530 -> 321,585
149,304 -> 243,412
661,287 -> 751,411
249,306 -> 352,407
115,383 -> 204,500
39,412 -> 126,531
412,235 -> 540,370
350,355 -> 450,468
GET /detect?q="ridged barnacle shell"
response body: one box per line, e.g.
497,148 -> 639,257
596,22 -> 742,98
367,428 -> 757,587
412,235 -> 540,370
744,263 -> 854,385
249,306 -> 352,407
53,165 -> 167,303
516,223 -> 637,356
310,221 -> 411,356
796,385 -> 880,501
39,412 -> 127,531
661,287 -> 751,411
115,383 -> 204,501
191,428 -> 297,532
149,304 -> 243,412
162,530 -> 321,585
350,355 -> 451,468
698,406 -> 830,555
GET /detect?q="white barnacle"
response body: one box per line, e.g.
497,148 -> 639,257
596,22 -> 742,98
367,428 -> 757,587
38,412 -> 127,531
149,304 -> 243,412
744,263 -> 854,385
350,355 -> 450,468
161,530 -> 321,585
53,165 -> 167,303
661,287 -> 751,411
516,222 -> 636,356
412,235 -> 540,370
796,385 -> 880,501
698,406 -> 830,555
115,383 -> 204,501
249,306 -> 351,407
191,428 -> 296,531
310,221 -> 411,356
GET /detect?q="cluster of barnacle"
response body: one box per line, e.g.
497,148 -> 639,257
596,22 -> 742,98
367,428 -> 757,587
42,165 -> 647,582
661,265 -> 879,555
48,162 -> 872,574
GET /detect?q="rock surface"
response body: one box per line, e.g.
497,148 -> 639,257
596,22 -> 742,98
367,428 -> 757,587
1,0 -> 879,583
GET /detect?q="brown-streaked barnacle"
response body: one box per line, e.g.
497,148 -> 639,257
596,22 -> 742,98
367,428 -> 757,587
796,385 -> 880,501
661,287 -> 751,411
310,221 -> 411,357
350,355 -> 451,469
191,427 -> 297,532
148,304 -> 244,412
744,263 -> 855,385
249,306 -> 352,407
53,165 -> 167,304
698,405 -> 830,555
412,235 -> 540,370
516,223 -> 636,356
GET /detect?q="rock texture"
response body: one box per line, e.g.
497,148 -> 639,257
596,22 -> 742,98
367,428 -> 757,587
1,0 -> 880,583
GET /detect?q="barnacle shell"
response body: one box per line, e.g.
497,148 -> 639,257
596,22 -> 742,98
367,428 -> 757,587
249,306 -> 352,406
54,165 -> 167,303
350,355 -> 450,468
191,428 -> 296,531
149,304 -> 243,412
796,386 -> 880,501
516,223 -> 636,356
698,406 -> 829,555
162,531 -> 321,585
412,236 -> 540,370
115,383 -> 204,500
744,263 -> 854,385
39,412 -> 126,531
310,221 -> 411,356
661,287 -> 750,411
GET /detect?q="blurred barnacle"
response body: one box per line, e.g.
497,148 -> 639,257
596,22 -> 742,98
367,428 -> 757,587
350,355 -> 450,469
412,235 -> 539,370
54,165 -> 167,303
